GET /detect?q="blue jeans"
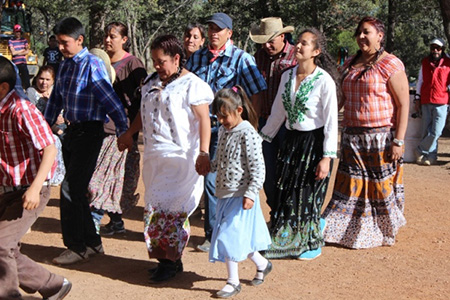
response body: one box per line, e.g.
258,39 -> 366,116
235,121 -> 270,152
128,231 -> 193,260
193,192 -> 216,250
417,104 -> 448,160
204,127 -> 218,241
259,117 -> 286,221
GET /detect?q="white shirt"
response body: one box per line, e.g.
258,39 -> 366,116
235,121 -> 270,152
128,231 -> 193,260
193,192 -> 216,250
260,65 -> 338,157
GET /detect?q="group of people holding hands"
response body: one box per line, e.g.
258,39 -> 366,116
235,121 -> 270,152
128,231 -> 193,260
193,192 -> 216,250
0,11 -> 409,300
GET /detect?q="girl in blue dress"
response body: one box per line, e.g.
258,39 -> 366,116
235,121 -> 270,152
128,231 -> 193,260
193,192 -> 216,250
204,86 -> 272,298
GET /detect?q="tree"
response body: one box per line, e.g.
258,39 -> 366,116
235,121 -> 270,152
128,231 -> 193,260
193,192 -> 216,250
439,0 -> 450,44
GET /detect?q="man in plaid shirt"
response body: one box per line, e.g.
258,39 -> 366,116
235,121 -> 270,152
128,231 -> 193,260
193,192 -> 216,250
44,17 -> 128,265
0,56 -> 71,300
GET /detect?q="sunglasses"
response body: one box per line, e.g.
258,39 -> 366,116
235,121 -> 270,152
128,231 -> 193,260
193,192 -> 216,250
431,45 -> 442,50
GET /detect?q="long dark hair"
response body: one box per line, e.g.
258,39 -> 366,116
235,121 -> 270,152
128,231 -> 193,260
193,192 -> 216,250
342,16 -> 386,82
299,28 -> 341,104
104,22 -> 131,52
212,85 -> 258,130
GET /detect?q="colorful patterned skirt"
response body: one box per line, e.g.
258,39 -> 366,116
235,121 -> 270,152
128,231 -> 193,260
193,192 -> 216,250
143,149 -> 203,261
89,135 -> 140,214
264,128 -> 331,259
322,127 -> 406,249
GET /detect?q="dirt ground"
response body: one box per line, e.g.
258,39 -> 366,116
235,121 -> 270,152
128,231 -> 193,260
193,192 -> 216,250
20,130 -> 450,300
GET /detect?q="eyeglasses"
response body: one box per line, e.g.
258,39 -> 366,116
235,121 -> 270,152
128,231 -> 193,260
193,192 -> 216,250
430,45 -> 442,51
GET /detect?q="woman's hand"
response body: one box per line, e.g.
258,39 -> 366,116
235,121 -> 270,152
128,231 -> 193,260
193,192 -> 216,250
390,144 -> 403,162
243,197 -> 254,210
315,157 -> 331,180
195,154 -> 210,176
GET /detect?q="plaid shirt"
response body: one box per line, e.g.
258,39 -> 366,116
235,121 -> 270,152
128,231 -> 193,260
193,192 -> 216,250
342,53 -> 405,128
0,90 -> 56,186
8,38 -> 28,65
44,47 -> 128,135
254,42 -> 297,118
185,43 -> 267,96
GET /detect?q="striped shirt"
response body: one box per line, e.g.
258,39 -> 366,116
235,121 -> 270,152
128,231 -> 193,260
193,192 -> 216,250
0,90 -> 56,186
8,38 -> 28,65
185,43 -> 267,96
342,53 -> 405,128
44,47 -> 128,135
254,42 -> 297,118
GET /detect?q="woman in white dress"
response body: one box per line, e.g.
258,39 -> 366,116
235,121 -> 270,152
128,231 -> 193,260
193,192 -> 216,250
118,35 -> 213,282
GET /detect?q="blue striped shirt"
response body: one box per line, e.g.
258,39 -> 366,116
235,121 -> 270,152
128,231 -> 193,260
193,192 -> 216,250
44,47 -> 128,135
185,43 -> 267,96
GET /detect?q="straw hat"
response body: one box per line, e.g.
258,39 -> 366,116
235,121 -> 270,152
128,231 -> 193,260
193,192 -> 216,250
89,48 -> 116,83
250,17 -> 294,44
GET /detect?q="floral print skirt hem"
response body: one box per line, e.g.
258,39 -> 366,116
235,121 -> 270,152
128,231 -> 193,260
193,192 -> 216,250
144,206 -> 190,261
322,127 -> 406,249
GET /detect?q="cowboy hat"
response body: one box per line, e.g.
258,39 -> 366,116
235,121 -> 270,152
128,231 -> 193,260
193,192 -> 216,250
89,48 -> 116,84
250,17 -> 294,44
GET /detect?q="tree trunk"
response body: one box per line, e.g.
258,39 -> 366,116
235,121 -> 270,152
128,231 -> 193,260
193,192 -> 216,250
439,0 -> 450,45
386,0 -> 397,52
89,0 -> 106,48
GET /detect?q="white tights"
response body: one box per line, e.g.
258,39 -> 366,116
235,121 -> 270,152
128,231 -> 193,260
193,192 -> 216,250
221,251 -> 268,292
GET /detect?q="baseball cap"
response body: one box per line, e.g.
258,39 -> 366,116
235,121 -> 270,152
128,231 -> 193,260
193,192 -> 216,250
13,24 -> 22,32
430,38 -> 445,47
206,13 -> 232,30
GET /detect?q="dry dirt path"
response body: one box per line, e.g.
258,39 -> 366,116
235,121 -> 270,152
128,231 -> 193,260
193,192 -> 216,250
20,132 -> 450,300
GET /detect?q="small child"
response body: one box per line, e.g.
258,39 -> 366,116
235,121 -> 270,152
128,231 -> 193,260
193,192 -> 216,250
43,35 -> 63,74
207,86 -> 272,298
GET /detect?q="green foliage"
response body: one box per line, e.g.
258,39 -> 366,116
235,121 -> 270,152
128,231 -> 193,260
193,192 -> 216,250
19,0 -> 449,77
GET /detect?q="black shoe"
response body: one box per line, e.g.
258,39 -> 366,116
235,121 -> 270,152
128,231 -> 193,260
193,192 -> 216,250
148,259 -> 183,274
150,259 -> 178,282
100,221 -> 125,236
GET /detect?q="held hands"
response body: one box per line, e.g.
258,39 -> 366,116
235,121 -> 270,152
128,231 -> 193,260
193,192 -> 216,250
315,157 -> 331,180
117,131 -> 133,151
243,197 -> 254,210
195,154 -> 210,176
22,186 -> 40,210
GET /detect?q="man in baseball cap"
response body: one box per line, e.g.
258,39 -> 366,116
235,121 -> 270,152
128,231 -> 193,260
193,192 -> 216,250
185,12 -> 266,258
414,37 -> 450,165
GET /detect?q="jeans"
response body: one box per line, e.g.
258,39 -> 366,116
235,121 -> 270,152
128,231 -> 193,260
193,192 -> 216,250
204,127 -> 219,241
0,186 -> 63,299
60,121 -> 104,253
259,117 -> 286,221
417,104 -> 448,161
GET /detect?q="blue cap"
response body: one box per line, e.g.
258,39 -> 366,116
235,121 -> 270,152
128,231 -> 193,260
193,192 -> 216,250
207,13 -> 232,30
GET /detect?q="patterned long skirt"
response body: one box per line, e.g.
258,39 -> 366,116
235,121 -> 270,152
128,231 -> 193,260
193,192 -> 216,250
322,127 -> 406,249
264,128 -> 331,259
89,135 -> 140,214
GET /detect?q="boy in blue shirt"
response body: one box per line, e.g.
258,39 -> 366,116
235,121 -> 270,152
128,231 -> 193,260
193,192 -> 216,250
44,17 -> 128,265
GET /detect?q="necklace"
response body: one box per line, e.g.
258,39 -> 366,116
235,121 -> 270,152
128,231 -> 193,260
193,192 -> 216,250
162,67 -> 182,88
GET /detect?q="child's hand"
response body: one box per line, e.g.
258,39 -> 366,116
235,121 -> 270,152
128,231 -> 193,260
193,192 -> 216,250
243,197 -> 254,210
22,186 -> 41,210
195,154 -> 210,176
117,131 -> 133,151
315,157 -> 331,180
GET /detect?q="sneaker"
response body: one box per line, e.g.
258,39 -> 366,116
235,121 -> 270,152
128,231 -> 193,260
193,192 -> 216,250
196,240 -> 210,252
320,218 -> 327,236
423,158 -> 436,166
44,278 -> 72,300
100,221 -> 126,236
86,244 -> 105,257
52,249 -> 89,265
298,247 -> 322,261
415,154 -> 425,165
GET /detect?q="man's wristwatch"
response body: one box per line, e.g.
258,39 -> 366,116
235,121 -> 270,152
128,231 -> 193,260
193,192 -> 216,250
393,138 -> 404,146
